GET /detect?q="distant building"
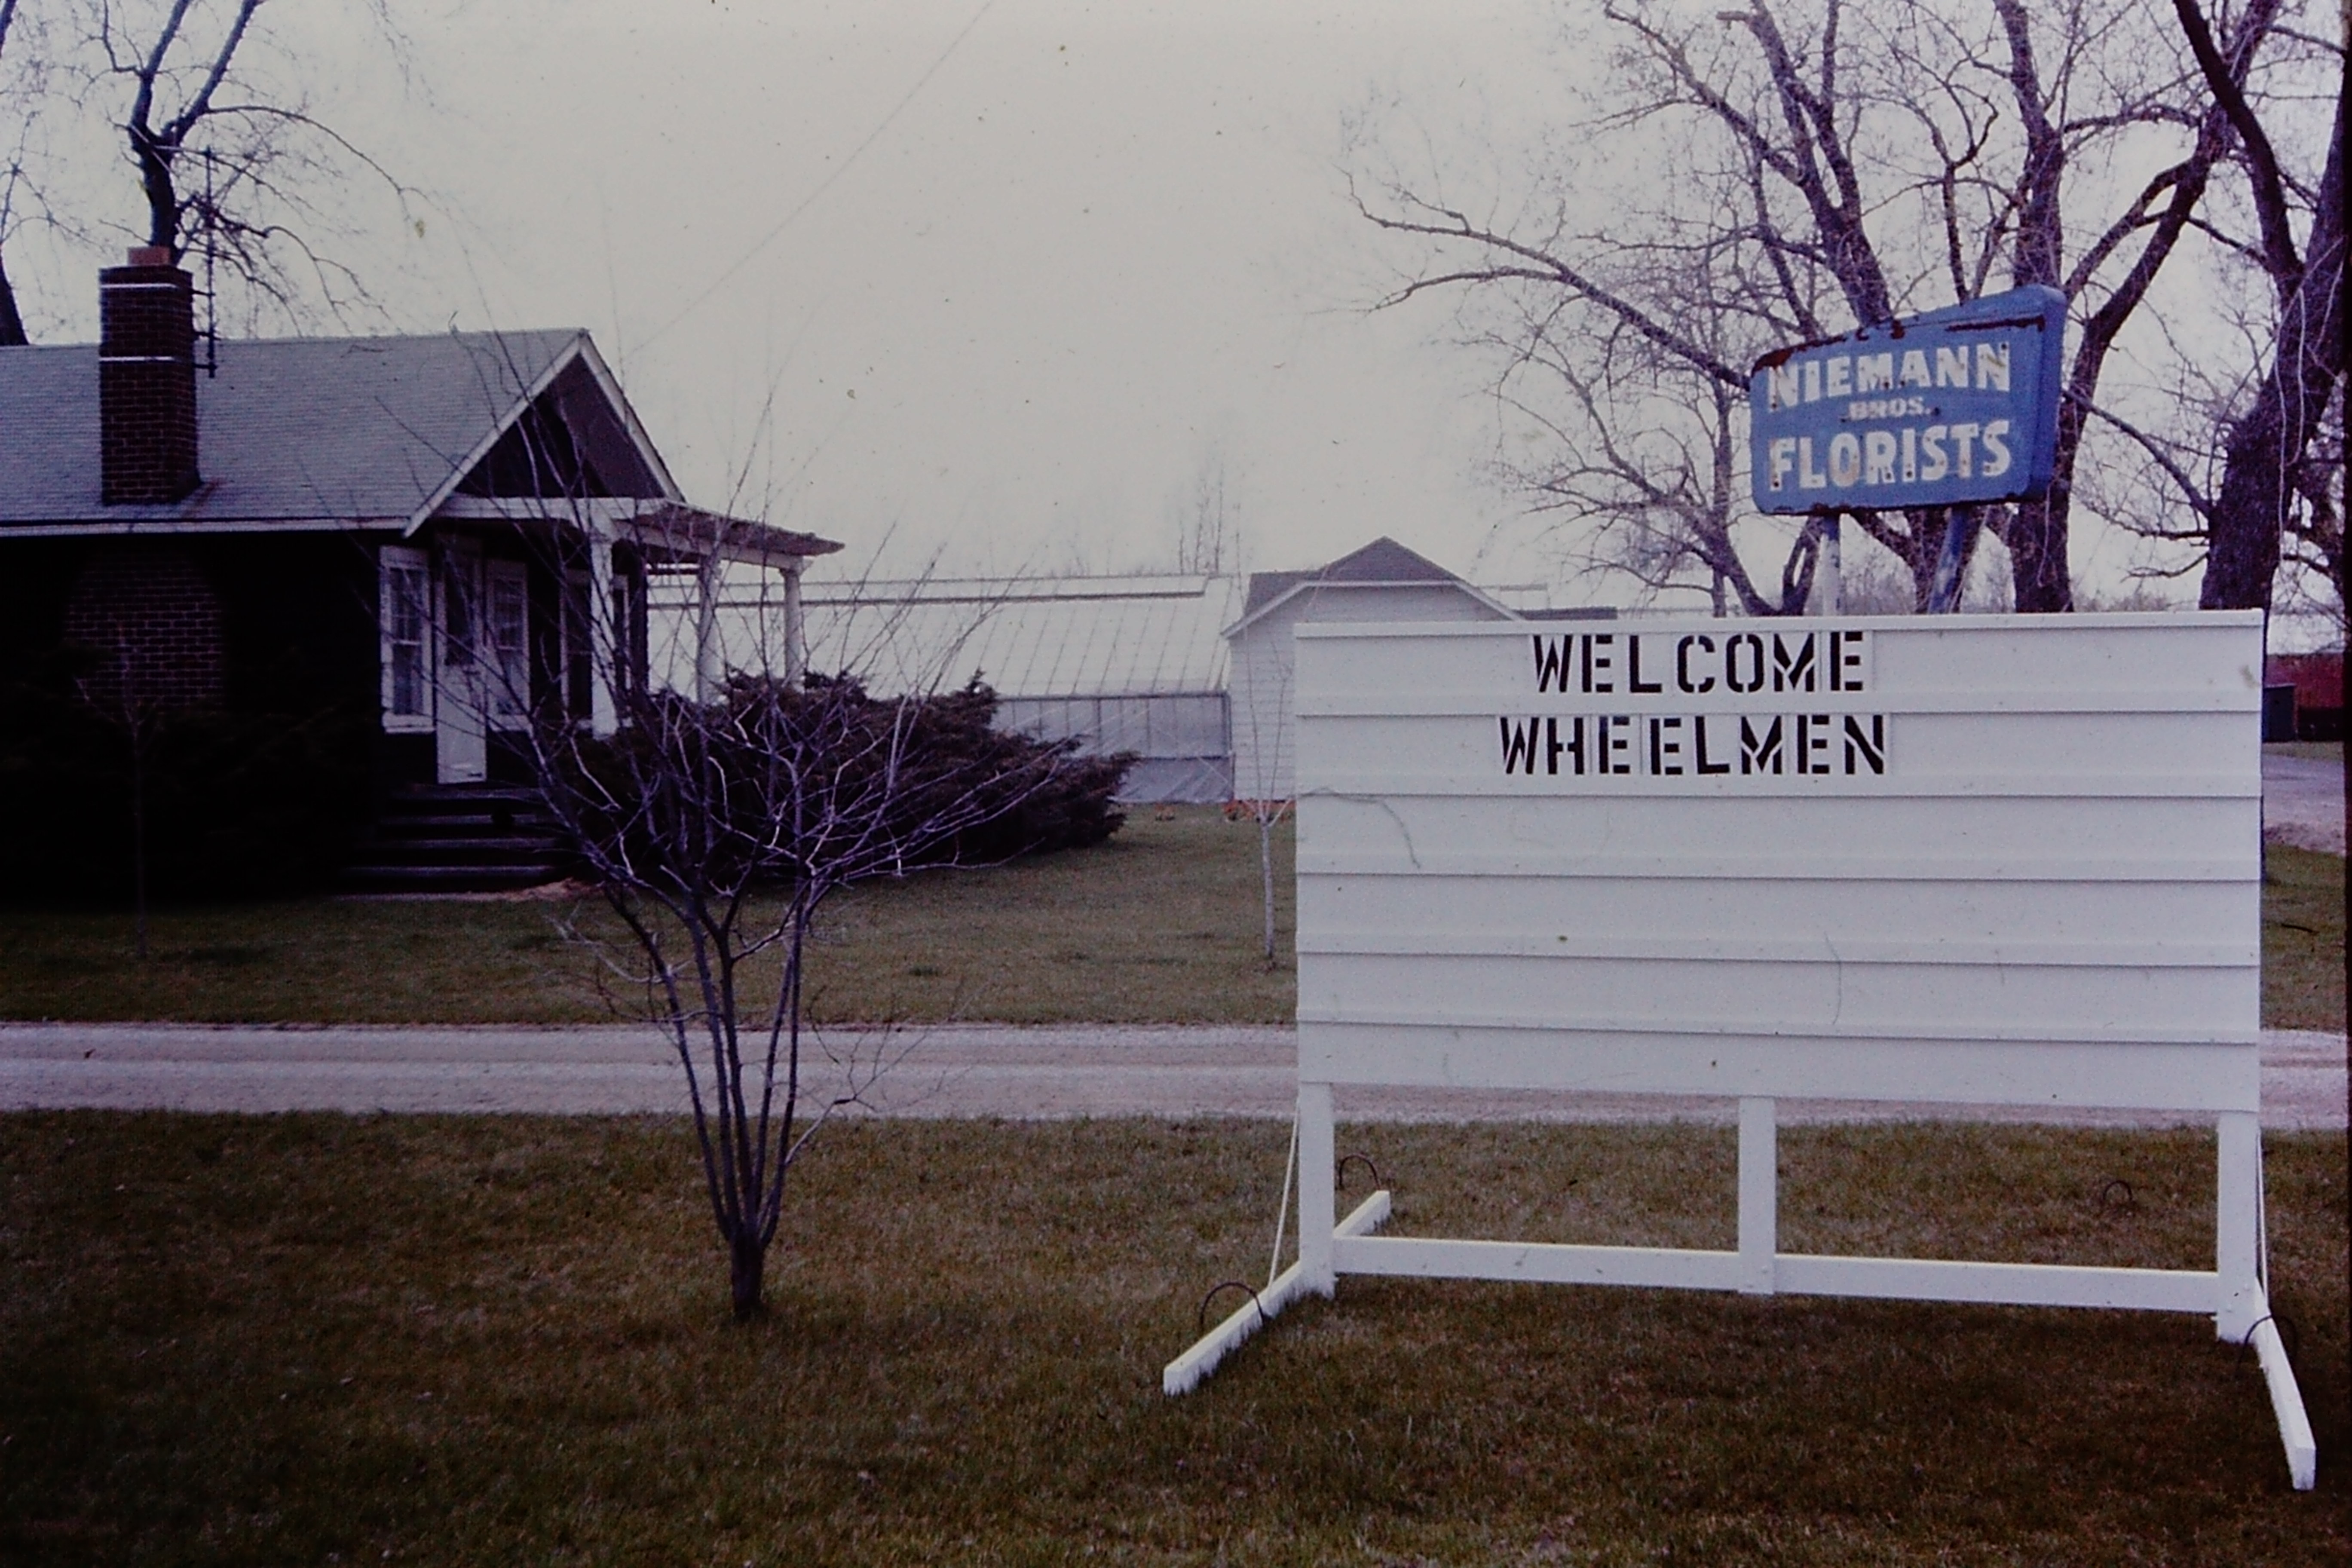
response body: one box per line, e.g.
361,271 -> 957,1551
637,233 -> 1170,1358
2262,609 -> 2344,741
784,573 -> 1245,803
669,537 -> 1604,805
1226,537 -> 1547,803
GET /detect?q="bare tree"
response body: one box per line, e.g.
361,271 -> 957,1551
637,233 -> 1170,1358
99,0 -> 416,324
0,0 -> 414,338
1225,604 -> 1291,971
527,658 -> 1084,1318
74,622 -> 166,959
1172,441 -> 1241,577
421,426 -> 1123,1317
1354,0 -> 2285,613
2173,0 -> 2346,612
0,0 -> 50,344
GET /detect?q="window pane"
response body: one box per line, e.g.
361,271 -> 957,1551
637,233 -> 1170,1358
392,645 -> 423,716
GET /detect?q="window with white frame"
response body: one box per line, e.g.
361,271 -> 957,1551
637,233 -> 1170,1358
379,545 -> 432,731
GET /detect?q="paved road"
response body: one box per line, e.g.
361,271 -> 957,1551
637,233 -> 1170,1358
2,1022 -> 2341,1129
1,757 -> 2334,1127
2264,747 -> 2345,855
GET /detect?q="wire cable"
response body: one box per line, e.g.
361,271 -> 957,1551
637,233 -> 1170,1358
637,0 -> 1000,349
1267,1111 -> 1298,1292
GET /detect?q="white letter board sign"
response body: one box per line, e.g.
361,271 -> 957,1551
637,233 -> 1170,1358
1293,611 -> 2264,1111
1170,610 -> 2312,1487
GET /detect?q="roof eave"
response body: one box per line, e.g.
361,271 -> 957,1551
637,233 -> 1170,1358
1221,576 -> 1519,640
403,333 -> 588,536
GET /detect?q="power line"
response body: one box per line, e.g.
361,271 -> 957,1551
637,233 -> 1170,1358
638,0 -> 999,349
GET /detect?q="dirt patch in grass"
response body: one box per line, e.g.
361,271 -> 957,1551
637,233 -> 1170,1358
0,1114 -> 2341,1564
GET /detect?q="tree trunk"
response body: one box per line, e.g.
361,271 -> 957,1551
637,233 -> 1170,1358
2200,101 -> 2346,610
130,725 -> 149,962
2008,396 -> 2083,612
0,251 -> 26,346
1259,812 -> 1278,970
729,1230 -> 766,1320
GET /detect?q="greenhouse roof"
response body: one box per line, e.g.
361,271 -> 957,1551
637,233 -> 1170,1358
793,573 -> 1246,698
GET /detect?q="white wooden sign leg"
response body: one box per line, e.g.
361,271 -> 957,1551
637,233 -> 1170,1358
2214,1112 -> 2263,1342
1298,1080 -> 1337,1297
1161,1077 -> 1390,1396
2213,1112 -> 2315,1488
1739,1097 -> 1777,1296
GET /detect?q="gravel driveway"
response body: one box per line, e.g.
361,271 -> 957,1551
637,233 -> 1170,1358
3,1022 -> 2341,1129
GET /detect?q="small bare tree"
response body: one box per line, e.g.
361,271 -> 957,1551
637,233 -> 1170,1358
526,662 -> 1081,1318
418,331 -> 1129,1319
74,622 -> 166,959
1225,603 -> 1291,971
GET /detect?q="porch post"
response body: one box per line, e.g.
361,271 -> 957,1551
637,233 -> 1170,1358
782,563 -> 806,683
693,551 -> 721,704
586,522 -> 618,736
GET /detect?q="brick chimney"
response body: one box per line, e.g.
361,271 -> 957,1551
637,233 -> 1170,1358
99,245 -> 200,505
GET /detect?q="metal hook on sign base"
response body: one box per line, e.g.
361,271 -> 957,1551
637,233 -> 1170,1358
1162,1084 -> 1391,1397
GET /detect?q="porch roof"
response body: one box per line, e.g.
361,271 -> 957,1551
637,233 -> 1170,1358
622,503 -> 840,569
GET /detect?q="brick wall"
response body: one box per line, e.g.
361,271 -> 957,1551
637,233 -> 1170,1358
61,541 -> 226,715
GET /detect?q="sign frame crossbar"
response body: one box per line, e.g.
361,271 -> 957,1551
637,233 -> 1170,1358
1165,1083 -> 2316,1492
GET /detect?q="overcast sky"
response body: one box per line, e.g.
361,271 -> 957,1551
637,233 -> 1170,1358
21,0 -> 1591,585
12,0 -> 2314,610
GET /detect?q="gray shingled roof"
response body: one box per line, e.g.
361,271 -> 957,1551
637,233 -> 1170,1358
1230,535 -> 1501,633
1238,535 -> 1461,619
790,574 -> 1244,698
0,329 -> 653,528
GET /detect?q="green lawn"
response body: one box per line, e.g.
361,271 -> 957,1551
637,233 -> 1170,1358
0,817 -> 2340,1035
1,1114 -> 2341,1564
2266,846 -> 2348,1032
0,807 -> 1297,1026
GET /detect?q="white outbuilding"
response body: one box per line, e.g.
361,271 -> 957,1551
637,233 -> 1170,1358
1225,537 -> 1524,803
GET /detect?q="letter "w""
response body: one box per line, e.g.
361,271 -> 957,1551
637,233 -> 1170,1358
1500,717 -> 1543,775
1531,635 -> 1571,692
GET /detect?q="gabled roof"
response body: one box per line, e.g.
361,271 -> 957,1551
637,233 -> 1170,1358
1225,536 -> 1514,637
0,329 -> 681,532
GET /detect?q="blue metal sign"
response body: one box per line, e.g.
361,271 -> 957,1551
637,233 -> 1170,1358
1748,285 -> 2067,515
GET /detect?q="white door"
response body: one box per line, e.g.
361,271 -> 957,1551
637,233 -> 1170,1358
434,542 -> 488,783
